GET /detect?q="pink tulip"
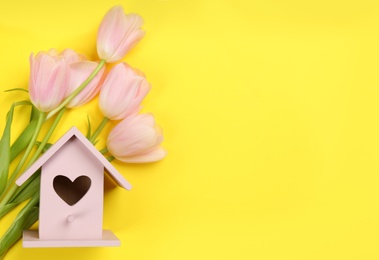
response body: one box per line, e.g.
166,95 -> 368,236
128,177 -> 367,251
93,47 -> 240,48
97,5 -> 145,63
99,62 -> 150,120
29,51 -> 70,112
65,61 -> 105,108
107,114 -> 166,163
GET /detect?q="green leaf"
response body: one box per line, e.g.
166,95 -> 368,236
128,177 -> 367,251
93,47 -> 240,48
0,201 -> 38,257
10,120 -> 38,162
0,203 -> 18,219
29,105 -> 39,122
0,104 -> 14,197
13,100 -> 32,107
10,170 -> 40,204
0,207 -> 39,258
14,191 -> 39,221
4,88 -> 28,93
0,171 -> 40,220
86,114 -> 92,139
10,104 -> 40,163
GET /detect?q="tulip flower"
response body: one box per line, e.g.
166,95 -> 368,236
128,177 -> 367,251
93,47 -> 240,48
98,62 -> 150,120
65,61 -> 105,108
29,51 -> 70,112
97,5 -> 145,63
107,114 -> 166,163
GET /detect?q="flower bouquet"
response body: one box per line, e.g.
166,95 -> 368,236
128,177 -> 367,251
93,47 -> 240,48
0,5 -> 165,259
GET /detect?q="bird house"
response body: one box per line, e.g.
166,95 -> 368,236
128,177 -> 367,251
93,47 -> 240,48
16,127 -> 131,248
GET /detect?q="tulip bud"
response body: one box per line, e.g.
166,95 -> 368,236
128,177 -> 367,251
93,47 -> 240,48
28,51 -> 70,112
99,62 -> 150,120
107,114 -> 166,163
97,5 -> 145,63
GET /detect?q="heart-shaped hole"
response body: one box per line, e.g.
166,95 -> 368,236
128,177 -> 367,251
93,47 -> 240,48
53,175 -> 91,206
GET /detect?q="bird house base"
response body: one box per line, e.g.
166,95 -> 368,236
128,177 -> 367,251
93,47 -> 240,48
22,230 -> 121,248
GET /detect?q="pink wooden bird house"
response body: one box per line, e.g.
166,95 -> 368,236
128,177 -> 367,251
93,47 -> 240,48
16,127 -> 131,248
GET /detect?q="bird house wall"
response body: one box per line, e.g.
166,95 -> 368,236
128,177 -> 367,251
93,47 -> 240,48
39,136 -> 104,240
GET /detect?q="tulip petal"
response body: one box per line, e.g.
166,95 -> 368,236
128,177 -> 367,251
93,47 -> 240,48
40,58 -> 68,111
107,114 -> 166,163
106,14 -> 145,63
124,81 -> 150,117
99,63 -> 149,120
97,6 -> 145,62
28,52 -> 70,112
116,147 -> 167,163
97,5 -> 127,61
66,61 -> 105,108
99,64 -> 129,118
60,48 -> 87,63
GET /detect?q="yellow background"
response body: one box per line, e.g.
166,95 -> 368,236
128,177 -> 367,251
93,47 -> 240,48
1,0 -> 379,259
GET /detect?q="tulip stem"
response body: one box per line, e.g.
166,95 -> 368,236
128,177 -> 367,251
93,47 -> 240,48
89,117 -> 109,143
107,155 -> 115,162
28,107 -> 66,168
46,59 -> 106,120
100,147 -> 108,154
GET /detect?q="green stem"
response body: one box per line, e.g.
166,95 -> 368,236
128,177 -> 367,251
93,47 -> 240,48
107,155 -> 115,162
26,107 -> 66,168
100,147 -> 108,154
0,110 -> 45,202
46,59 -> 106,120
89,117 -> 109,143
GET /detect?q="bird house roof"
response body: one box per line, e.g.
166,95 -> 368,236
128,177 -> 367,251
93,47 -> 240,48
16,127 -> 131,190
